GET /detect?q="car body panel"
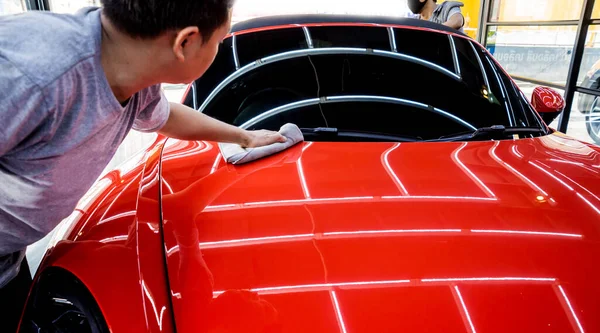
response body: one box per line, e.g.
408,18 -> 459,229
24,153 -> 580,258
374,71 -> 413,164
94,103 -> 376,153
24,16 -> 600,333
160,133 -> 600,333
30,136 -> 175,333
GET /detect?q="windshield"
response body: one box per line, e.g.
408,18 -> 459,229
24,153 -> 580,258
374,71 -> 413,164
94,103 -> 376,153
187,23 -> 545,142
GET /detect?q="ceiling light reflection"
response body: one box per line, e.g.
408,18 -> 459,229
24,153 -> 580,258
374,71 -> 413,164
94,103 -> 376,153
210,153 -> 221,174
470,229 -> 582,238
382,143 -> 409,195
576,192 -> 600,215
204,196 -> 497,212
453,143 -> 496,198
454,286 -> 477,333
490,143 -> 550,197
422,277 -> 555,283
167,229 -> 582,253
529,162 -> 574,191
297,142 -> 313,198
511,145 -> 524,159
211,276 -> 556,297
330,291 -> 348,333
557,285 -> 585,333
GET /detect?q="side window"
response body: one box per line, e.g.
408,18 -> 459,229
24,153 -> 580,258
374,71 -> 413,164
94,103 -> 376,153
236,28 -> 308,66
479,50 -> 541,128
309,26 -> 391,50
394,28 -> 454,72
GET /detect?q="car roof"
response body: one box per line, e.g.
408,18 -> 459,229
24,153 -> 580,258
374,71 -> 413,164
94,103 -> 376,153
231,14 -> 467,37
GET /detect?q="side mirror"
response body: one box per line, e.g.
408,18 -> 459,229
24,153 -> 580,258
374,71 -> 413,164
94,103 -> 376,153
531,86 -> 565,125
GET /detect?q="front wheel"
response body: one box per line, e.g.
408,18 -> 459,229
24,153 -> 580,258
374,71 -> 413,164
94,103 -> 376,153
19,268 -> 109,333
585,97 -> 600,145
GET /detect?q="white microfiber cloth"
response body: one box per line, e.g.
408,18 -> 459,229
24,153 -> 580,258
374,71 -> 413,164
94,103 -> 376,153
218,123 -> 304,164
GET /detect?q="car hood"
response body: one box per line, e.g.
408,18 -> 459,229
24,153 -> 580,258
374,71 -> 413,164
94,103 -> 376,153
159,134 -> 600,333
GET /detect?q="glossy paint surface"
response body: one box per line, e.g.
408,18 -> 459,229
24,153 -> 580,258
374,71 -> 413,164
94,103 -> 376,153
532,86 -> 566,114
30,136 -> 175,333
160,134 -> 600,333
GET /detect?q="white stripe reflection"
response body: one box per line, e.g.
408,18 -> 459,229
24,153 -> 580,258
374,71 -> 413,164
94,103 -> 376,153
453,143 -> 496,198
330,291 -> 348,333
557,285 -> 585,333
165,229 -> 582,254
382,143 -> 409,195
211,276 -> 556,297
454,286 -> 477,333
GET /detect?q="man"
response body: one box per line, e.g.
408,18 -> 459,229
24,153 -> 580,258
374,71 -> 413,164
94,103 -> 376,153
407,0 -> 465,32
0,0 -> 286,330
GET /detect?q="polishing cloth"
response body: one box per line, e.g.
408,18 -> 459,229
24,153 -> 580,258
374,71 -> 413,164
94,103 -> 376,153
219,123 -> 304,164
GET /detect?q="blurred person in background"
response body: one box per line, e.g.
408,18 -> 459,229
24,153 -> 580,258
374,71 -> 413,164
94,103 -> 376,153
407,0 -> 465,32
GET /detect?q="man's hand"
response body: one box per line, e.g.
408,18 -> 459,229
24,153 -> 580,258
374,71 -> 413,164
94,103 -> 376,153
242,129 -> 286,148
159,102 -> 287,147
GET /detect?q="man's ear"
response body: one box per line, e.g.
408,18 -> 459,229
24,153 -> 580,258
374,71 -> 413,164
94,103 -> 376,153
173,26 -> 202,62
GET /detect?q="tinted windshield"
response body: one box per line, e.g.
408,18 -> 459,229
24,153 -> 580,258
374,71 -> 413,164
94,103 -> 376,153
187,23 -> 544,141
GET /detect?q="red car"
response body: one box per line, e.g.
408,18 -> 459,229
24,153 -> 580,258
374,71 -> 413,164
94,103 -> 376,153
20,16 -> 600,333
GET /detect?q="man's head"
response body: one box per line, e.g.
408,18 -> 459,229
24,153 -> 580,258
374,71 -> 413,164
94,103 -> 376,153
408,0 -> 436,14
101,0 -> 233,83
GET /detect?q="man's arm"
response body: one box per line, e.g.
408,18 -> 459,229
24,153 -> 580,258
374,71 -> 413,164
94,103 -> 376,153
444,12 -> 465,30
158,102 -> 286,148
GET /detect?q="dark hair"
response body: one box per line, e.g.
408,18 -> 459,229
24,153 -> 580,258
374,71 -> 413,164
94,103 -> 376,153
100,0 -> 233,39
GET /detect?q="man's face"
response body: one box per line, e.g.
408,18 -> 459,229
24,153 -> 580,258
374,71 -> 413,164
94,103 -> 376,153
170,11 -> 232,84
408,0 -> 428,14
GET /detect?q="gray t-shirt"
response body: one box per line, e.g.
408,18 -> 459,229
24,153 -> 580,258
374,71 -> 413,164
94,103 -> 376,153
0,7 -> 170,287
429,1 -> 465,33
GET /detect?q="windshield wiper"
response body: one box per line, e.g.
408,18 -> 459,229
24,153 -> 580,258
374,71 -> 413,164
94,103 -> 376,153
301,127 -> 422,142
430,125 -> 546,142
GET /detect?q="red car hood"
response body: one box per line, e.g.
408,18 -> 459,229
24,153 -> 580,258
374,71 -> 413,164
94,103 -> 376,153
159,134 -> 600,333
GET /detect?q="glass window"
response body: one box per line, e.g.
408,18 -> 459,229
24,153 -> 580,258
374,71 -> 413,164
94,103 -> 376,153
461,0 -> 482,39
0,0 -> 26,15
489,0 -> 583,22
565,92 -> 600,144
48,0 -> 99,14
236,28 -> 307,66
577,25 -> 600,88
311,26 -> 390,50
593,0 -> 600,19
486,25 -> 577,86
394,28 -> 454,72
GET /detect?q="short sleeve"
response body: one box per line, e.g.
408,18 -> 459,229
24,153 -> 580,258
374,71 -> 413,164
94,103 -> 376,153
0,58 -> 50,156
448,8 -> 464,26
133,84 -> 171,133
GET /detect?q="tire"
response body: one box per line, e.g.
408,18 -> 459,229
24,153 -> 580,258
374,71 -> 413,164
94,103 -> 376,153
585,97 -> 600,145
19,268 -> 109,333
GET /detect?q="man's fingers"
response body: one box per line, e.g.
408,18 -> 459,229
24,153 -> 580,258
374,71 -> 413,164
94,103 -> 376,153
276,133 -> 287,142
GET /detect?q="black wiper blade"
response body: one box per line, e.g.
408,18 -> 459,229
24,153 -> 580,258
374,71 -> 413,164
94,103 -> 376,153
300,127 -> 421,142
431,125 -> 546,142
